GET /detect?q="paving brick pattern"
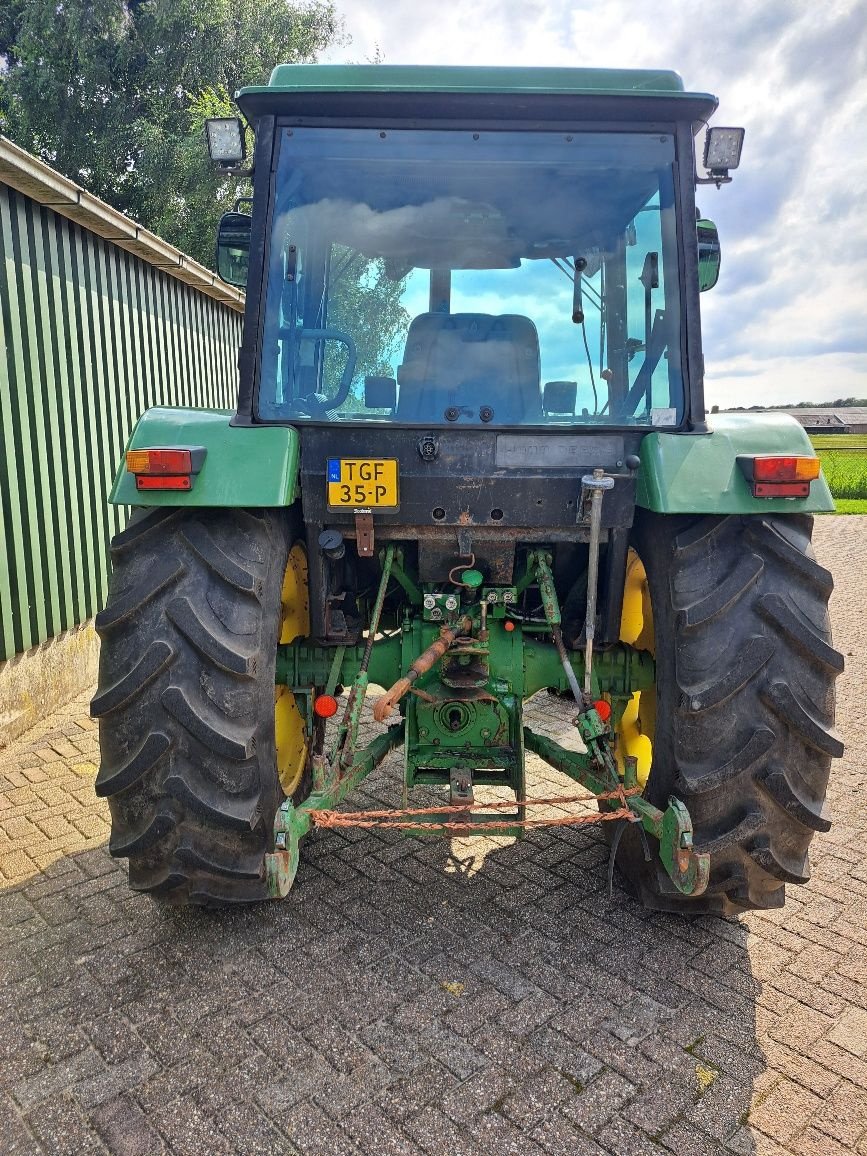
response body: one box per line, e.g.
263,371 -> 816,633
1,516 -> 865,1156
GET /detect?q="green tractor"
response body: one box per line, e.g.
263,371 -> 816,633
92,65 -> 843,913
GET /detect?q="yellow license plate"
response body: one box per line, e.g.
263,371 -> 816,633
326,458 -> 399,509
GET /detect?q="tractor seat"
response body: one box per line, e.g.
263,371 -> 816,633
396,313 -> 542,422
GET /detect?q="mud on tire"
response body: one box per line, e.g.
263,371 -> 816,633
616,511 -> 843,916
91,508 -> 295,905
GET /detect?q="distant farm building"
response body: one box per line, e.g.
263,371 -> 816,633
718,408 -> 867,436
779,408 -> 867,436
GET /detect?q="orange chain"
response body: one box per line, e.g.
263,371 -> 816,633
310,786 -> 642,832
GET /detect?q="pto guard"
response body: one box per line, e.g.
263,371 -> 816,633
110,407 -> 300,506
637,412 -> 834,514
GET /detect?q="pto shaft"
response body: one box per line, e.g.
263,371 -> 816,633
373,615 -> 472,721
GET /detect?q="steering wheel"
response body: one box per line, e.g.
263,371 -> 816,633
278,327 -> 358,414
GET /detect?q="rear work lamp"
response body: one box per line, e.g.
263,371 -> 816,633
737,454 -> 821,498
704,127 -> 745,172
205,117 -> 246,165
698,125 -> 745,187
125,447 -> 206,492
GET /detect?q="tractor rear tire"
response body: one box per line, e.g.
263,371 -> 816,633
91,507 -> 297,905
614,511 -> 843,916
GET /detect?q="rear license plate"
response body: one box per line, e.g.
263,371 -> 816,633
326,458 -> 399,509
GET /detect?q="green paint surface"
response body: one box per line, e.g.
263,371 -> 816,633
110,407 -> 300,507
636,412 -> 835,514
243,63 -> 708,99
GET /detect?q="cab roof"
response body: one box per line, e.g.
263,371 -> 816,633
236,64 -> 718,125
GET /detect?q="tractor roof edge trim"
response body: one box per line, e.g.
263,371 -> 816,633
263,64 -> 689,94
236,65 -> 718,124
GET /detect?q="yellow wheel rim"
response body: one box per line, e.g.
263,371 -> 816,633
615,548 -> 656,788
280,543 -> 310,645
275,544 -> 311,797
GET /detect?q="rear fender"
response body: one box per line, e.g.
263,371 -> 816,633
110,408 -> 299,506
636,413 -> 834,514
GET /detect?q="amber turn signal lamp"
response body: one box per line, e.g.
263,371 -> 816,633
126,448 -> 192,475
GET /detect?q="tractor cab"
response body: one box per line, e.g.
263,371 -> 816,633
218,66 -> 736,436
252,121 -> 684,429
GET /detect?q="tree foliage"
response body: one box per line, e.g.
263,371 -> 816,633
0,0 -> 342,266
325,251 -> 411,404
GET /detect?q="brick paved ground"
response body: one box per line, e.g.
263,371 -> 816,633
1,516 -> 865,1156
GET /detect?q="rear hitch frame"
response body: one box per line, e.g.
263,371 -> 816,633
266,533 -> 710,901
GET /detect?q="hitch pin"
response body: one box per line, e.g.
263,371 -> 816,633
581,469 -> 615,695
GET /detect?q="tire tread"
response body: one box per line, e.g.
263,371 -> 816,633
620,511 -> 842,915
91,507 -> 294,905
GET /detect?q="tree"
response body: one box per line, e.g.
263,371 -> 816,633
0,0 -> 343,266
325,249 -> 411,405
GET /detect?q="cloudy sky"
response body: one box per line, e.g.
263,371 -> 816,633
322,0 -> 867,409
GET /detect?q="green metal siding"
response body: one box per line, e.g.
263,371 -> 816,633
0,184 -> 242,661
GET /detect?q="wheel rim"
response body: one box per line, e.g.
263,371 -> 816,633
275,544 -> 310,797
616,548 -> 656,788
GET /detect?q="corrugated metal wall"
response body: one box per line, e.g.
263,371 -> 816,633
0,184 -> 243,661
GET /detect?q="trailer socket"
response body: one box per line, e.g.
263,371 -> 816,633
318,529 -> 346,561
418,435 -> 439,461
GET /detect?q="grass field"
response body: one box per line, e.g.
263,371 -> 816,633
810,434 -> 867,449
810,435 -> 867,508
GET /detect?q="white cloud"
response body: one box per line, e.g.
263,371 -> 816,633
323,0 -> 867,406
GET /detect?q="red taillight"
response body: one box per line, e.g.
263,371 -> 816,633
126,448 -> 192,475
125,446 -> 205,491
752,456 -> 820,483
313,694 -> 339,718
135,475 -> 192,491
738,454 -> 820,498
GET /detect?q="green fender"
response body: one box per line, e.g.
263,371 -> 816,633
636,412 -> 834,514
112,407 -> 833,515
110,408 -> 300,507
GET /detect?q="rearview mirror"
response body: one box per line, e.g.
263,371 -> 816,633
697,219 -> 721,292
216,211 -> 251,288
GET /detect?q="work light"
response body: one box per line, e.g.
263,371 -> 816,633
205,117 -> 246,165
703,126 -> 745,173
